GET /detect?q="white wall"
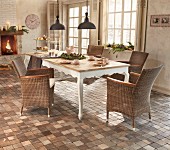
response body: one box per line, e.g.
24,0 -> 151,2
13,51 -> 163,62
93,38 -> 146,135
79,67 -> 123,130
145,0 -> 170,95
0,0 -> 16,26
16,0 -> 49,53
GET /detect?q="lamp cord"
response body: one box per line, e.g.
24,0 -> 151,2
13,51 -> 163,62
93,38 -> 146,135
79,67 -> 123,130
86,0 -> 88,13
57,0 -> 59,17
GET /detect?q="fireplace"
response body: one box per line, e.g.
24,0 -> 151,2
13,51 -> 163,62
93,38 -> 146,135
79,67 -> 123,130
0,31 -> 23,55
1,35 -> 17,55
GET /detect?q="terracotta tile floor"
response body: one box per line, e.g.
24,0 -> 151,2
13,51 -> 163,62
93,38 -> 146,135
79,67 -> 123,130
0,70 -> 170,150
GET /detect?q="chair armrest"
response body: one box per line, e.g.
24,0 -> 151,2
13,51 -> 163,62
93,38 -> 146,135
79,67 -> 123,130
129,72 -> 140,84
26,68 -> 54,78
107,77 -> 135,101
20,74 -> 49,79
130,72 -> 140,77
117,60 -> 130,64
107,77 -> 135,88
130,64 -> 140,67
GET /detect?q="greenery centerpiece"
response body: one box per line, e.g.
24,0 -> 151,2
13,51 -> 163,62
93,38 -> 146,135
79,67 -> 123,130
106,42 -> 134,54
60,53 -> 86,60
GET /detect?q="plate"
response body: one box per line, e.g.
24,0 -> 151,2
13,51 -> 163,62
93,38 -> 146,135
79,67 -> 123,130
96,58 -> 103,61
60,61 -> 71,64
88,58 -> 95,61
93,62 -> 109,67
93,63 -> 106,67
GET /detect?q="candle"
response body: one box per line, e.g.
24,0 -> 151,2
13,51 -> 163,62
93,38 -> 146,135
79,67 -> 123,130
15,26 -> 18,31
6,22 -> 10,29
0,26 -> 3,31
18,25 -> 22,30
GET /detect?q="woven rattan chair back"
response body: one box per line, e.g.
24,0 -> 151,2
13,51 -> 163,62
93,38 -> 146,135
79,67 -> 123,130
12,57 -> 27,77
110,51 -> 149,80
129,51 -> 149,73
27,55 -> 42,69
134,65 -> 163,100
87,45 -> 104,57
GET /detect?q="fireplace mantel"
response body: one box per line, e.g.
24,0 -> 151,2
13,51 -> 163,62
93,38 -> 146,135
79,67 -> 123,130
0,31 -> 23,36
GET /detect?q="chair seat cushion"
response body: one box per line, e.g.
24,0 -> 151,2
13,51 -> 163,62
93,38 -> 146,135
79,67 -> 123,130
49,78 -> 57,88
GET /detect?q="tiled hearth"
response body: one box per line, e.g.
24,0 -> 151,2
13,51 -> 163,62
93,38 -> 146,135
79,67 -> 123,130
0,70 -> 170,150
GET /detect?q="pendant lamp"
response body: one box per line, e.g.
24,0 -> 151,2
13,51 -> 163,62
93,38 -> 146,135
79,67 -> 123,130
50,0 -> 65,30
78,0 -> 96,29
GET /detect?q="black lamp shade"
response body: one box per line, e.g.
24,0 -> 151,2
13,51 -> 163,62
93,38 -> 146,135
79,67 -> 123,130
50,16 -> 65,30
78,12 -> 96,29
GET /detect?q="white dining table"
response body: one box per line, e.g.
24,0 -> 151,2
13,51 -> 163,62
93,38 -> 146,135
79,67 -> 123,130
41,57 -> 130,120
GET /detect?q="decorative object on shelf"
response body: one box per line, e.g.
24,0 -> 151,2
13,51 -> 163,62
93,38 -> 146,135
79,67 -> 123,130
60,53 -> 86,60
35,35 -> 48,41
0,21 -> 29,34
78,0 -> 96,29
50,0 -> 65,30
6,26 -> 29,34
150,14 -> 170,27
34,35 -> 49,53
25,14 -> 40,30
106,42 -> 134,54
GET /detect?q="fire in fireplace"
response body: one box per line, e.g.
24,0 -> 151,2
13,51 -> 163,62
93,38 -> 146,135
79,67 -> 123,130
0,31 -> 23,55
1,35 -> 17,55
5,40 -> 13,54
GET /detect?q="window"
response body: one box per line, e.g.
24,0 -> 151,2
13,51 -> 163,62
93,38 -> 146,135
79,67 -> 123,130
68,4 -> 90,54
107,0 -> 137,45
68,7 -> 79,53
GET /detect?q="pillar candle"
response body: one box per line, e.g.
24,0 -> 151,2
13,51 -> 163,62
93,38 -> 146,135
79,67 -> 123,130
18,25 -> 22,30
15,26 -> 18,31
6,22 -> 10,29
0,26 -> 3,31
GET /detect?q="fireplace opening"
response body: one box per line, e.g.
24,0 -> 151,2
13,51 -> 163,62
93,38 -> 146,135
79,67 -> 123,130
1,35 -> 17,55
6,40 -> 13,54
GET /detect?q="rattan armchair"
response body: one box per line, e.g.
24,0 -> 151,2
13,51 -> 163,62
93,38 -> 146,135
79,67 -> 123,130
87,45 -> 104,57
122,51 -> 149,73
111,51 -> 149,80
27,55 -> 42,69
107,65 -> 163,129
12,56 -> 55,117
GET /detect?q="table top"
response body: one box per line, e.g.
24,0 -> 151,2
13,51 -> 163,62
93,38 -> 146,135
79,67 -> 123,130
26,52 -> 129,73
43,58 -> 129,73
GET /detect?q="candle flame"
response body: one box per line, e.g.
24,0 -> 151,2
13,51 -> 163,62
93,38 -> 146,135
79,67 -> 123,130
6,40 -> 11,50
